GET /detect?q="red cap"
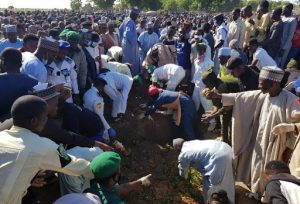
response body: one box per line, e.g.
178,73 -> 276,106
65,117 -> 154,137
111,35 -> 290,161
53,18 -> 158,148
148,85 -> 161,96
296,98 -> 300,106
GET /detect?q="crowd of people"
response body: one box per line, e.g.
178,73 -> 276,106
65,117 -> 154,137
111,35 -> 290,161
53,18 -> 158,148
1,0 -> 300,203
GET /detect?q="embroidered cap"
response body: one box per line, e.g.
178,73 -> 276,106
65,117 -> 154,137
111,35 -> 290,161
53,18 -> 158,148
259,66 -> 284,82
38,37 -> 59,53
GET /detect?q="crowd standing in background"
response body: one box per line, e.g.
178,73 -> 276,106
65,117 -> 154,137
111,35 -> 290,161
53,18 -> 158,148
1,1 -> 300,203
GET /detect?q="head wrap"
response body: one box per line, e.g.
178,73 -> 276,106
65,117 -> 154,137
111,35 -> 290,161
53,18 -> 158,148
173,138 -> 185,151
218,47 -> 231,57
37,37 -> 59,53
5,25 -> 17,33
148,85 -> 162,96
259,66 -> 284,82
59,29 -> 71,40
196,43 -> 207,52
66,31 -> 81,42
53,193 -> 102,204
146,22 -> 154,29
90,152 -> 121,179
226,57 -> 244,70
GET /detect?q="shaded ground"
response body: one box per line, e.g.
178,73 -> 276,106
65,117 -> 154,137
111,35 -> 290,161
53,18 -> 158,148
33,83 -> 261,204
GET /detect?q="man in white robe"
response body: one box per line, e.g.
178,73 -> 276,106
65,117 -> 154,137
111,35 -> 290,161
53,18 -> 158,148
208,66 -> 300,196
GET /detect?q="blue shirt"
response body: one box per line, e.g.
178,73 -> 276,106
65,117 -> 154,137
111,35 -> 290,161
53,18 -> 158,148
0,73 -> 38,117
175,39 -> 191,70
178,140 -> 232,185
0,39 -> 23,53
20,52 -> 48,82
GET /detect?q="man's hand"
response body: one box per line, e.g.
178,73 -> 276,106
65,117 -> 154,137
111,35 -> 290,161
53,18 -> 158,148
272,123 -> 295,135
139,174 -> 152,186
205,88 -> 221,99
31,171 -> 47,188
94,141 -> 114,151
201,113 -> 213,123
113,140 -> 126,152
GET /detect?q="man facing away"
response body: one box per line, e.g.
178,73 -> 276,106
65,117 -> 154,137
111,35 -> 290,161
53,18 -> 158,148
0,95 -> 91,204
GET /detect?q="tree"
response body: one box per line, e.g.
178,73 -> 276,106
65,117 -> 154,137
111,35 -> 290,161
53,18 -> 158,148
8,6 -> 14,10
92,0 -> 115,9
162,0 -> 178,11
70,0 -> 82,10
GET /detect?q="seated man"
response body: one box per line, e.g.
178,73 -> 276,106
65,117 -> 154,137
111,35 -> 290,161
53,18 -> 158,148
264,160 -> 300,203
87,152 -> 152,204
98,71 -> 133,121
143,86 -> 198,141
173,138 -> 234,204
149,64 -> 185,91
0,95 -> 91,204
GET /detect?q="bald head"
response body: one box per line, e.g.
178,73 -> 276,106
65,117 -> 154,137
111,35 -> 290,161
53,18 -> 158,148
11,95 -> 48,132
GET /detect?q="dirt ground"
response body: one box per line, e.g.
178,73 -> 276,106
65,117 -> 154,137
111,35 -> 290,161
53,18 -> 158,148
33,83 -> 261,204
111,83 -> 261,204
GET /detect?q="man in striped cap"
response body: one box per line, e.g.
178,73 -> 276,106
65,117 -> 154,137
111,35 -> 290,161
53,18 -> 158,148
207,66 -> 300,199
21,37 -> 59,82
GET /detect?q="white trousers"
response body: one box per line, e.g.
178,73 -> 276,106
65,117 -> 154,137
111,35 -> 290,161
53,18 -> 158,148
105,79 -> 133,117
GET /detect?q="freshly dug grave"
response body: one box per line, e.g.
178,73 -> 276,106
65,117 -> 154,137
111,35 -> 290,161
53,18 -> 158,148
33,83 -> 261,204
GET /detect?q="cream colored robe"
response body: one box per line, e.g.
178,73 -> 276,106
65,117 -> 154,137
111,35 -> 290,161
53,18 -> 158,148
222,90 -> 300,192
222,90 -> 266,185
289,123 -> 300,179
251,89 -> 299,193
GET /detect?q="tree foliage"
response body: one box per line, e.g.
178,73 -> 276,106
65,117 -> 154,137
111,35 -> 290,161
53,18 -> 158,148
70,0 -> 82,10
92,0 -> 115,9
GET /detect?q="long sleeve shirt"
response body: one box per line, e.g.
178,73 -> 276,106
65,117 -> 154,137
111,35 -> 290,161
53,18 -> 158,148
178,140 -> 232,185
83,86 -> 111,130
0,126 -> 91,204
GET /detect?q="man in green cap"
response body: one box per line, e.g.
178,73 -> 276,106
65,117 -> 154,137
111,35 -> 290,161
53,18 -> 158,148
191,43 -> 216,131
65,31 -> 88,95
201,69 -> 240,144
87,151 -> 152,204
